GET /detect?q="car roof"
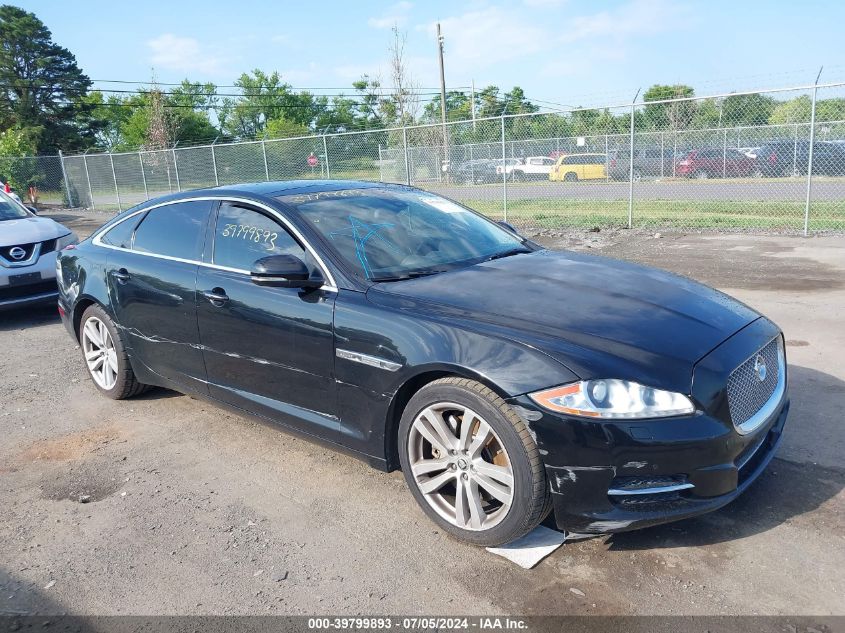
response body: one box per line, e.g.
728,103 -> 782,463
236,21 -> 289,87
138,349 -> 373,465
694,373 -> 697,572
217,179 -> 386,197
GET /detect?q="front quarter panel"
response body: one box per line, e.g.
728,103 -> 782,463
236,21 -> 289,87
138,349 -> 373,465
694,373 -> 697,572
332,289 -> 578,460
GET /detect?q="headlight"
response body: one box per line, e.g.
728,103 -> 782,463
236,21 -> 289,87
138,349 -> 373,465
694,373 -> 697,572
56,232 -> 79,250
528,379 -> 695,419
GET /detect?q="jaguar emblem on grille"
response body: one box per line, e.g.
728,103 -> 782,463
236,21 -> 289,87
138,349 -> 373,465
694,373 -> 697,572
753,355 -> 767,382
8,246 -> 26,260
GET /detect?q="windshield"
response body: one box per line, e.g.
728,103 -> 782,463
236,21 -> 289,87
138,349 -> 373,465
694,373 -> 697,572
279,188 -> 529,281
0,191 -> 29,221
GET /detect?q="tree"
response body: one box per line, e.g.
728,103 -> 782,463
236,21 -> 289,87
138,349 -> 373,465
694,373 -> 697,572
722,93 -> 776,126
386,25 -> 419,125
219,70 -> 317,139
0,126 -> 37,188
642,85 -> 696,130
0,5 -> 93,152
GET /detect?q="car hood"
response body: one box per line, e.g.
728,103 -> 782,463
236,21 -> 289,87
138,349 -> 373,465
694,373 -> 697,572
0,216 -> 70,247
367,249 -> 761,394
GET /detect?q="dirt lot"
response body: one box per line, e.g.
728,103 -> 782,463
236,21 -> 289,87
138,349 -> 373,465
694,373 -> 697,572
1,209 -> 843,616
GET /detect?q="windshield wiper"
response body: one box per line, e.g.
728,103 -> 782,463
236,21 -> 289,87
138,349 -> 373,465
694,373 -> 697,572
370,269 -> 449,282
485,247 -> 532,262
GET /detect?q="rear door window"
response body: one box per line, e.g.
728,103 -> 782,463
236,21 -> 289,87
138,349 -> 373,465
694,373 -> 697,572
132,200 -> 213,260
101,215 -> 141,249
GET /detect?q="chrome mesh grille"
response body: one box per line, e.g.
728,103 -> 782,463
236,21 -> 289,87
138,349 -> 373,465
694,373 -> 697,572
726,338 -> 781,427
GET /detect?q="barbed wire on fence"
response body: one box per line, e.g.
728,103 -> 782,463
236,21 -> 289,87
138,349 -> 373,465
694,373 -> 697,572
6,81 -> 845,234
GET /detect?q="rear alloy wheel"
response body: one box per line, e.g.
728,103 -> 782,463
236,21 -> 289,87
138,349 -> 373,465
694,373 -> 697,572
79,305 -> 148,399
563,172 -> 578,182
398,378 -> 551,546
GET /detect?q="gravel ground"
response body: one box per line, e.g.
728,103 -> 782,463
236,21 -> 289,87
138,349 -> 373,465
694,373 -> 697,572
0,209 -> 842,616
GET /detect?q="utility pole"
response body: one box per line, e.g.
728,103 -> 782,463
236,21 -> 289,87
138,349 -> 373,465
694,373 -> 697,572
437,23 -> 449,177
471,79 -> 477,131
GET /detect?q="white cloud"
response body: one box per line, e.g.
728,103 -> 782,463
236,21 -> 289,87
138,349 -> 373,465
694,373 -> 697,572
147,33 -> 227,75
368,1 -> 413,29
522,0 -> 567,7
561,0 -> 691,43
420,7 -> 546,73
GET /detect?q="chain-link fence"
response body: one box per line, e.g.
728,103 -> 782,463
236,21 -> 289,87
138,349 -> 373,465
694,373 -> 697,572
8,81 -> 845,234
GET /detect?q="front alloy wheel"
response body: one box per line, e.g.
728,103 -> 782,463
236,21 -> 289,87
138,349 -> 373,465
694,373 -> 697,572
398,377 -> 551,546
408,402 -> 514,531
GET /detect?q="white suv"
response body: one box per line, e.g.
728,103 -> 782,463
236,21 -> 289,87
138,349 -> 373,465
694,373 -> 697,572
0,192 -> 78,310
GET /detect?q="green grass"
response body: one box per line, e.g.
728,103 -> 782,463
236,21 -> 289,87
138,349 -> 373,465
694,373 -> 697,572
463,198 -> 845,231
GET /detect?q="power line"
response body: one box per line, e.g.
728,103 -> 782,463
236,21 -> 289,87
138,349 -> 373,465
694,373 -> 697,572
87,78 -> 472,91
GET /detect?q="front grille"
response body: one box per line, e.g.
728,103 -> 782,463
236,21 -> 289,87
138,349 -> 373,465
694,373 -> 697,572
0,242 -> 37,262
726,337 -> 781,427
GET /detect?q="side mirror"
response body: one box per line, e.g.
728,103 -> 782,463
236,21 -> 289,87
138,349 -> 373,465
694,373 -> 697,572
250,254 -> 324,289
27,205 -> 38,215
497,220 -> 518,235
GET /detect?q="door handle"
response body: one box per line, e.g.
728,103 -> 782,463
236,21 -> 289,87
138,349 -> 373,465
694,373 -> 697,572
110,268 -> 130,283
202,288 -> 229,306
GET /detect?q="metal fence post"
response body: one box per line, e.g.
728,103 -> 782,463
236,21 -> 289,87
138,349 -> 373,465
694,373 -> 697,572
57,150 -> 73,207
322,135 -> 331,179
172,148 -> 181,191
660,132 -> 665,177
501,116 -> 508,223
261,140 -> 270,181
804,67 -> 823,236
211,143 -> 220,186
722,128 -> 728,178
627,89 -> 641,229
605,133 -> 609,182
138,152 -> 149,200
82,153 -> 95,211
378,145 -> 384,181
108,153 -> 122,211
793,123 -> 799,176
673,131 -> 678,177
402,126 -> 411,186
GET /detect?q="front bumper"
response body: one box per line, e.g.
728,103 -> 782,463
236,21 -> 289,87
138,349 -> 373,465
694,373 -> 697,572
0,252 -> 58,310
512,394 -> 788,534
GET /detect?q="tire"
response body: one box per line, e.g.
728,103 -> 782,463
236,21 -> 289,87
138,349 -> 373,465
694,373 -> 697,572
632,169 -> 642,182
398,377 -> 552,546
563,172 -> 578,182
695,170 -> 710,180
79,304 -> 149,400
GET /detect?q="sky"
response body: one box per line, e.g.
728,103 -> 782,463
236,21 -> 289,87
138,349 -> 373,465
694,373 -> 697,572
18,0 -> 845,111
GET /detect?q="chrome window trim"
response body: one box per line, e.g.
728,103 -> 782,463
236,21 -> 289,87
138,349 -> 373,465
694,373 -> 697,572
733,336 -> 786,436
91,196 -> 338,292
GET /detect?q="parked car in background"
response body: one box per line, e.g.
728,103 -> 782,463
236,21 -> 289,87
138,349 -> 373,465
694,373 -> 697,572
607,147 -> 677,181
0,189 -> 78,310
675,148 -> 756,179
497,156 -> 556,181
549,153 -> 607,182
756,140 -> 845,177
453,159 -> 497,185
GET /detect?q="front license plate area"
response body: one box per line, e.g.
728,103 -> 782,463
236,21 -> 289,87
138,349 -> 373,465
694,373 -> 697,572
9,272 -> 41,286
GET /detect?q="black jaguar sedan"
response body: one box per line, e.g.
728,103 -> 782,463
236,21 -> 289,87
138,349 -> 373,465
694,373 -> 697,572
56,181 -> 789,546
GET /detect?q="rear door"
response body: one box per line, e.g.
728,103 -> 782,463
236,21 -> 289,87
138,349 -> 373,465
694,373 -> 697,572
105,199 -> 213,391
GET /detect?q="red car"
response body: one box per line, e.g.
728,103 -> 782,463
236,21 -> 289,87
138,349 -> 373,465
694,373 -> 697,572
676,148 -> 756,179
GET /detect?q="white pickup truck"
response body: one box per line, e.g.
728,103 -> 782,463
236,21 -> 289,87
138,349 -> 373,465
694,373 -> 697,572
496,156 -> 557,181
